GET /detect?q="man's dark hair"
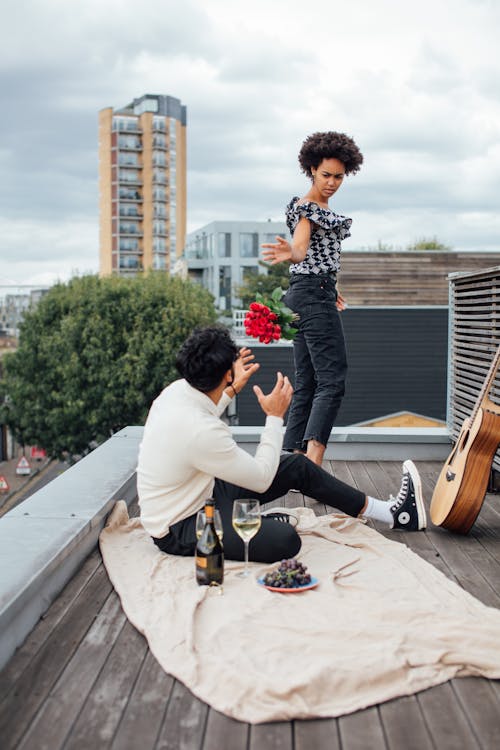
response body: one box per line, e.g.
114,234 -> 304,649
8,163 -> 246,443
175,325 -> 238,392
298,131 -> 363,178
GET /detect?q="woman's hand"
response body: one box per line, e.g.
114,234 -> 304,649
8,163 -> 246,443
336,292 -> 347,312
261,236 -> 293,265
226,347 -> 260,397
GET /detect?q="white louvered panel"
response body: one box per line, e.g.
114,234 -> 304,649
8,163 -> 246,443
449,266 -> 500,471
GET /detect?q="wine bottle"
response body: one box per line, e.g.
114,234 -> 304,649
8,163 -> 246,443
195,499 -> 224,586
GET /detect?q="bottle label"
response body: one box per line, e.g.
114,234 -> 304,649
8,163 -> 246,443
205,504 -> 214,521
196,556 -> 207,569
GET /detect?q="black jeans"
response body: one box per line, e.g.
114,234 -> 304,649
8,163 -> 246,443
282,274 -> 347,451
152,453 -> 365,563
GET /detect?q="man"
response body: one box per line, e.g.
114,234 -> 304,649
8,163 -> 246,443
137,325 -> 426,563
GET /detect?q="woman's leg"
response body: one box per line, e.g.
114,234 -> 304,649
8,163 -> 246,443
301,302 -> 347,451
283,327 -> 315,452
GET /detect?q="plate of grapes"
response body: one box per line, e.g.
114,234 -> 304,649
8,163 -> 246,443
257,558 -> 319,593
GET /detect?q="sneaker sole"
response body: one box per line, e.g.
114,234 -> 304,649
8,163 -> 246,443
402,459 -> 427,530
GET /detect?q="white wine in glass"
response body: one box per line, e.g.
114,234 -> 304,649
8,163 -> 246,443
232,499 -> 261,577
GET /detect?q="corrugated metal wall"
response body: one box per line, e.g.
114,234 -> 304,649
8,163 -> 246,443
448,266 -> 500,469
235,307 -> 448,427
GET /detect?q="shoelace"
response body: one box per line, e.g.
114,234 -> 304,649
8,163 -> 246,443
389,472 -> 410,510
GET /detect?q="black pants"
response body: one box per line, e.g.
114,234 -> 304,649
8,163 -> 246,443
153,454 -> 365,563
283,274 -> 347,451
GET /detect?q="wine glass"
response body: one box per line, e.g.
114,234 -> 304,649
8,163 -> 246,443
196,508 -> 223,542
232,499 -> 261,577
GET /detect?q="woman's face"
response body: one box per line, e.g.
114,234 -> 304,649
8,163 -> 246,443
311,158 -> 345,201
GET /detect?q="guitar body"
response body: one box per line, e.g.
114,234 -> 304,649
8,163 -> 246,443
430,405 -> 500,533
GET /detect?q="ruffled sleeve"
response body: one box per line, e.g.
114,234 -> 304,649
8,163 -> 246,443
287,198 -> 352,240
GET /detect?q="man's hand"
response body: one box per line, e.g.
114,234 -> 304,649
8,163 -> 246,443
226,347 -> 260,397
253,371 -> 293,418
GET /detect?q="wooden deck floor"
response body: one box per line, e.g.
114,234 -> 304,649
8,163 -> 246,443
1,460 -> 500,750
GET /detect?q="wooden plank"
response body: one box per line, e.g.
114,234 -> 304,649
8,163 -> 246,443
379,695 -> 433,750
202,709 -> 248,750
418,474 -> 500,608
451,677 -> 500,750
417,682 -> 480,749
17,593 -> 126,750
0,549 -> 102,705
294,718 -> 340,749
155,680 -> 209,750
110,651 -> 175,750
249,721 -> 293,750
338,707 -> 387,750
63,620 -> 148,750
0,564 -> 113,750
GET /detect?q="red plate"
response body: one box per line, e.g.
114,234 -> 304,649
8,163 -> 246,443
257,576 -> 319,593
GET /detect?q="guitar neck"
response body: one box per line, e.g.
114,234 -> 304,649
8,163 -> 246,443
470,344 -> 500,422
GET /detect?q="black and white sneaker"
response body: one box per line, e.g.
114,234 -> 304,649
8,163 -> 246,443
390,460 -> 427,530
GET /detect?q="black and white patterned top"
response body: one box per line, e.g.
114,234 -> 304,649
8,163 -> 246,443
285,196 -> 352,276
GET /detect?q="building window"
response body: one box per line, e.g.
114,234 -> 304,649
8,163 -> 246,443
262,232 -> 285,244
152,152 -> 166,167
119,169 -> 140,183
219,266 -> 232,310
118,153 -> 139,167
218,233 -> 231,258
242,266 -> 259,283
153,117 -> 166,132
153,254 -> 167,270
135,97 -> 158,114
153,220 -> 167,236
119,239 -> 139,252
119,255 -> 141,269
240,233 -> 258,258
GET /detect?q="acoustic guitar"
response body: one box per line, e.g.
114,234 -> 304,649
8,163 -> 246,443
430,344 -> 500,534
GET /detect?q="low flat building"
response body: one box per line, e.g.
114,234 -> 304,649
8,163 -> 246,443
184,220 -> 286,310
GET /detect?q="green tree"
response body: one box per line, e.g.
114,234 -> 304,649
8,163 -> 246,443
407,236 -> 451,251
0,274 -> 216,459
236,262 -> 290,308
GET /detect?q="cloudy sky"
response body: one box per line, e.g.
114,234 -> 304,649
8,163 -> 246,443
1,0 -> 499,286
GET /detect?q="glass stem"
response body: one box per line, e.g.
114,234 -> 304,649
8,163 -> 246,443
244,540 -> 249,575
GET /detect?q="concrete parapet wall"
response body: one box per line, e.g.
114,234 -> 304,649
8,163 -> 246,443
0,427 -> 142,671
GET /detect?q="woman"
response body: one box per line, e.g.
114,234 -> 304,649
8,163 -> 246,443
262,131 -> 363,466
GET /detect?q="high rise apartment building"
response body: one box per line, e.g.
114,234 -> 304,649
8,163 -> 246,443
99,94 -> 187,276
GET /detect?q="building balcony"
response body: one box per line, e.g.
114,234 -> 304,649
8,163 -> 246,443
118,175 -> 143,186
119,208 -> 143,218
117,190 -> 143,202
113,122 -> 142,134
119,226 -> 143,237
152,138 -> 167,150
117,140 -> 142,151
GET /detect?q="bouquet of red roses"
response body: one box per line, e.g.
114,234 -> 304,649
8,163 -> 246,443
244,287 -> 298,344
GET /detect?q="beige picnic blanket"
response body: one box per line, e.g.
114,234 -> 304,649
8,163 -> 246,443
99,501 -> 500,723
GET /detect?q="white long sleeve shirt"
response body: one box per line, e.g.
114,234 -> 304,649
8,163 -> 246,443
137,379 -> 284,538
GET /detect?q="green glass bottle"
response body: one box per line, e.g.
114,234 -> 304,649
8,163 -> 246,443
195,500 -> 224,586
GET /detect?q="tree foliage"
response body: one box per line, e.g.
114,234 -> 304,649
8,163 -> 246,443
407,236 -> 451,252
236,262 -> 290,308
0,274 -> 217,459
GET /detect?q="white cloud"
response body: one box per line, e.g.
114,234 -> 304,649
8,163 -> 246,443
1,0 -> 500,286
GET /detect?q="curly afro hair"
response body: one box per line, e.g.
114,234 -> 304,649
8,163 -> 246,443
298,132 -> 363,178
